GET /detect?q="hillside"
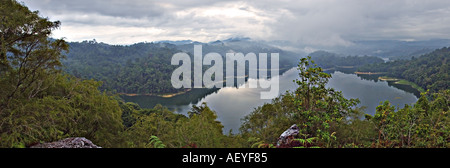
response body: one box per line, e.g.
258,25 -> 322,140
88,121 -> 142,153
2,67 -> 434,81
63,39 -> 302,94
175,38 -> 302,69
64,40 -> 183,94
309,50 -> 384,69
358,47 -> 450,93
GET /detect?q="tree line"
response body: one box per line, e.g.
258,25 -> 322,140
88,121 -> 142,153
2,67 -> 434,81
309,50 -> 385,69
358,47 -> 449,93
64,41 -> 184,94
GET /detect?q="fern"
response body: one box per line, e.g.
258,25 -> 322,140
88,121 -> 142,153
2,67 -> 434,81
295,138 -> 306,144
306,137 -> 316,144
147,135 -> 166,148
12,142 -> 25,148
248,137 -> 263,148
293,137 -> 319,148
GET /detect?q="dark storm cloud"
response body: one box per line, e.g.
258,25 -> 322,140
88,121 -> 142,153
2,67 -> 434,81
24,0 -> 232,19
26,0 -> 163,18
21,0 -> 450,45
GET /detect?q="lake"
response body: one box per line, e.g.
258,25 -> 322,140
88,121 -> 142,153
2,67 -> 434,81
122,67 -> 419,133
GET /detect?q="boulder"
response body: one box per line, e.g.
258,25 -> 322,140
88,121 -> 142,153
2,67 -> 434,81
276,124 -> 299,147
30,137 -> 101,148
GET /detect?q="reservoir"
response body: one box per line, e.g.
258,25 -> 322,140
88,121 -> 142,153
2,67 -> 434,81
122,67 -> 419,133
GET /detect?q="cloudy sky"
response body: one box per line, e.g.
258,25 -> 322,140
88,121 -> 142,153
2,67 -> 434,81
22,0 -> 450,46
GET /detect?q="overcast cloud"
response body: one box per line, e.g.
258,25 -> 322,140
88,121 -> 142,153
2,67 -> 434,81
21,0 -> 450,46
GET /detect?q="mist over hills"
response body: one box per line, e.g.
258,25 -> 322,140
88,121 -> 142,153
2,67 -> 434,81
157,37 -> 450,60
296,39 -> 450,60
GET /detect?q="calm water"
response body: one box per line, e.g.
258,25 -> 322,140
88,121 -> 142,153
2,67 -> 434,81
122,67 -> 419,133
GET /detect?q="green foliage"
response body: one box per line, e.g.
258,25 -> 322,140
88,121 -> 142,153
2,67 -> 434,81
119,102 -> 140,128
241,56 -> 361,148
147,135 -> 166,148
241,56 -> 449,148
122,104 -> 184,148
0,73 -> 125,147
240,94 -> 298,144
335,113 -> 377,148
0,1 -> 124,148
309,51 -> 384,69
63,41 -> 184,94
0,0 -> 68,107
292,56 -> 360,146
174,103 -> 227,148
247,137 -> 275,148
248,137 -> 263,148
293,137 -> 320,148
122,102 -> 244,148
367,90 -> 450,148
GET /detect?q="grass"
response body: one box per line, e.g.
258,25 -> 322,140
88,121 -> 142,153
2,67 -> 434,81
395,79 -> 426,93
378,76 -> 425,93
378,76 -> 399,82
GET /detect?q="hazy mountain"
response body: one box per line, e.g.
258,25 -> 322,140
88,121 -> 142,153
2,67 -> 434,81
314,39 -> 450,60
174,38 -> 303,69
264,39 -> 450,60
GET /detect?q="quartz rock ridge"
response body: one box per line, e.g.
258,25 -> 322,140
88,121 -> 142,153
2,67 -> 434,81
30,137 -> 101,148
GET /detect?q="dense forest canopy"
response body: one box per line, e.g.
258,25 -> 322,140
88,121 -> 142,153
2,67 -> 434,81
64,41 -> 183,94
358,47 -> 449,93
63,41 -> 388,95
0,0 -> 124,147
309,50 -> 385,69
63,39 -> 300,94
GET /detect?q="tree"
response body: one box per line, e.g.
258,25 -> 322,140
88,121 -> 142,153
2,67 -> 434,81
241,56 -> 360,147
292,56 -> 360,146
0,0 -> 124,148
175,103 -> 226,148
240,94 -> 297,144
0,0 -> 68,110
369,90 -> 449,148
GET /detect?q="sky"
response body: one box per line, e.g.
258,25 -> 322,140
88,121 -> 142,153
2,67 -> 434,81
21,0 -> 450,46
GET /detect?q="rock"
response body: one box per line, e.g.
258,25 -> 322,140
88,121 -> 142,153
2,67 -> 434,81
277,124 -> 299,147
30,137 -> 101,148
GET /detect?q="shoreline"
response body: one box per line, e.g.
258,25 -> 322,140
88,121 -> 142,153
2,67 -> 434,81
354,72 -> 425,94
378,76 -> 399,82
354,71 -> 384,75
393,80 -> 426,93
119,66 -> 297,98
378,76 -> 425,93
120,89 -> 192,98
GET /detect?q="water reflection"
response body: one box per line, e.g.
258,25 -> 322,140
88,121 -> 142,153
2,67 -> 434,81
122,67 -> 419,133
326,71 -> 418,117
354,73 -> 421,97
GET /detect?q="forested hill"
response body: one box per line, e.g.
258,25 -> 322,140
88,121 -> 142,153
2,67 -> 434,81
64,41 -> 182,94
175,38 -> 301,69
358,47 -> 449,93
309,50 -> 384,69
63,39 -> 302,94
